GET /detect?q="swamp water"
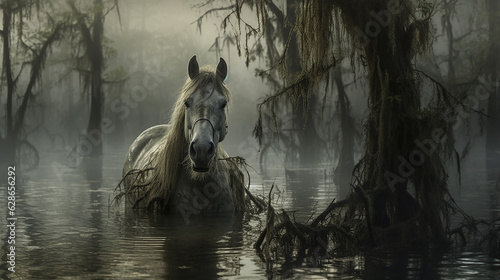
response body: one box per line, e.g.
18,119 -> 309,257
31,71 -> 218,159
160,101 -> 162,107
0,149 -> 499,279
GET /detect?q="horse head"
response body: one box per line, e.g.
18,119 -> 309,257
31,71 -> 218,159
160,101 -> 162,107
184,55 -> 228,172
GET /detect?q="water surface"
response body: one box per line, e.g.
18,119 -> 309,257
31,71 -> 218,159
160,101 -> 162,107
1,150 -> 499,279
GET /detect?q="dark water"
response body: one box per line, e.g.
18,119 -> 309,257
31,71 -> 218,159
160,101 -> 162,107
1,149 -> 499,279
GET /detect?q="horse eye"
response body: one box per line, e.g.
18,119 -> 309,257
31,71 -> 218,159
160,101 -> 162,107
184,100 -> 190,108
221,101 -> 227,109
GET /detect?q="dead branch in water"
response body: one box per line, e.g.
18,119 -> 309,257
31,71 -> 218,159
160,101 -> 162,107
255,185 -> 361,266
254,180 -> 500,266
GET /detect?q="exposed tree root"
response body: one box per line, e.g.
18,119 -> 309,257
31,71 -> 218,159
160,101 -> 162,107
255,184 -> 500,265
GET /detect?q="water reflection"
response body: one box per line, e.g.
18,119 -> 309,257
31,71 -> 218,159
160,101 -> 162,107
363,248 -> 443,280
162,215 -> 242,278
0,150 -> 499,279
82,156 -> 103,182
286,169 -> 319,212
115,211 -> 245,279
86,165 -> 104,274
284,168 -> 336,220
334,170 -> 352,199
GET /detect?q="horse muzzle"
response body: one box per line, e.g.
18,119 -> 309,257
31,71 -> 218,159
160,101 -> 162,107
189,139 -> 215,172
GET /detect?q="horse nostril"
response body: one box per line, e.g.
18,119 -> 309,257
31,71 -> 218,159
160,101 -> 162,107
207,142 -> 215,158
190,142 -> 196,159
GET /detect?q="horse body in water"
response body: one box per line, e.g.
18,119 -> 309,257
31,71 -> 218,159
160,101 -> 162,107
121,56 -> 245,215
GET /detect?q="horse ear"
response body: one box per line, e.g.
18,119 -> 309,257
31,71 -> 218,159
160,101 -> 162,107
216,58 -> 227,81
188,55 -> 199,79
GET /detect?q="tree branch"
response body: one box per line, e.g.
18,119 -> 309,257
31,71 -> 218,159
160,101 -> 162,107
14,21 -> 67,135
190,5 -> 236,25
266,1 -> 284,24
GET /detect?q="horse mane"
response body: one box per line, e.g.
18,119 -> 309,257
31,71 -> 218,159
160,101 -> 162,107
140,65 -> 233,212
115,63 -> 266,213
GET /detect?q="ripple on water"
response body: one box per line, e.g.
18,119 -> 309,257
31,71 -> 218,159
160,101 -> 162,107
2,151 -> 499,279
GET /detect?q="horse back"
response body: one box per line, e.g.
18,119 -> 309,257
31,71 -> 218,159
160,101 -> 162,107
123,124 -> 170,179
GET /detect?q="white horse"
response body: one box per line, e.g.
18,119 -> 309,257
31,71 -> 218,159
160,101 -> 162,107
121,56 -> 246,216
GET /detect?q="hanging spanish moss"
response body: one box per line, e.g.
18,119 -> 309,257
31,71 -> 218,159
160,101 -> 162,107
211,0 -> 480,261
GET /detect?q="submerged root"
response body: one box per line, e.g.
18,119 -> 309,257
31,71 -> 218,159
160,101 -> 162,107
255,183 -> 500,266
450,215 -> 500,257
255,186 -> 362,267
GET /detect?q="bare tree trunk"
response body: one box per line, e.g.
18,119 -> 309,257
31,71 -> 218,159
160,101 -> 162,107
335,0 -> 447,242
443,0 -> 456,85
1,4 -> 16,167
485,0 -> 500,157
333,67 -> 355,197
3,5 -> 14,136
285,0 -> 320,168
334,68 -> 354,175
296,98 -> 320,167
86,0 -> 104,158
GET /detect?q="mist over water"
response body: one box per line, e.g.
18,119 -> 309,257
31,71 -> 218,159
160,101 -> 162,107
0,147 -> 498,279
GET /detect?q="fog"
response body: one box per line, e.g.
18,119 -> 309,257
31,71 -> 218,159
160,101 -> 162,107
1,2 -> 496,176
0,0 -> 369,172
14,1 -> 268,165
1,1 -> 499,279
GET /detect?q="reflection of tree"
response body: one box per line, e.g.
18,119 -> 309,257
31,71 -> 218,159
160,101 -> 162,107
15,159 -> 105,278
363,250 -> 442,279
286,172 -> 317,211
83,178 -> 104,272
160,216 -> 243,278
